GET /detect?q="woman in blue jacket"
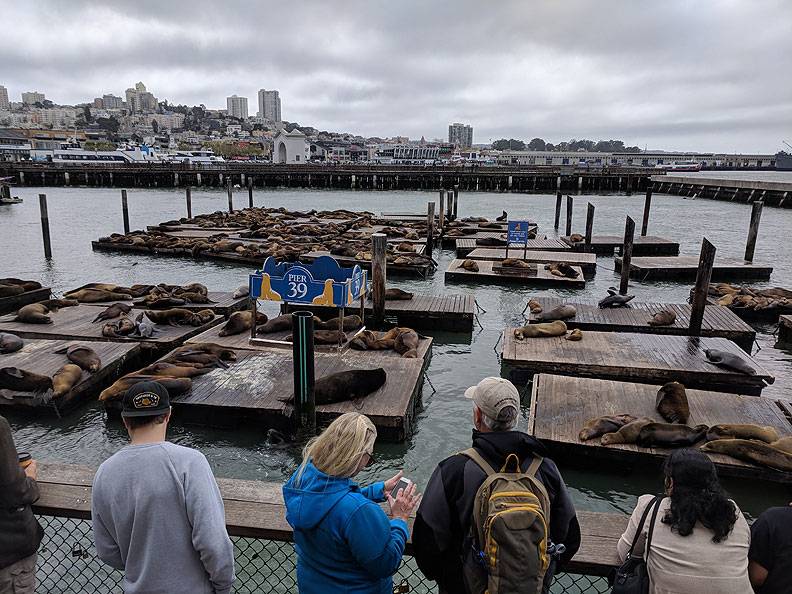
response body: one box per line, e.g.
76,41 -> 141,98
283,412 -> 420,593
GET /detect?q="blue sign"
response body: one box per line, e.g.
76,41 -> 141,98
249,255 -> 367,307
507,220 -> 531,243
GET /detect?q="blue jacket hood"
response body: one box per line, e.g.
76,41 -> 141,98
283,461 -> 356,530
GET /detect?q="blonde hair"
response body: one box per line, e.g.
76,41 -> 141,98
295,412 -> 377,485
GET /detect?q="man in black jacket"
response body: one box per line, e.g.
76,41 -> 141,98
413,377 -> 580,594
0,414 -> 43,594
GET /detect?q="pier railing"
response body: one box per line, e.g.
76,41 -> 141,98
32,463 -> 620,593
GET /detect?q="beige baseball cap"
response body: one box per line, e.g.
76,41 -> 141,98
464,377 -> 520,419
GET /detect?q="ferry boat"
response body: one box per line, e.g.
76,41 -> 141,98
656,160 -> 702,172
776,151 -> 792,171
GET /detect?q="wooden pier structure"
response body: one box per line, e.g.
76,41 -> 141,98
446,259 -> 586,288
465,249 -> 597,274
615,255 -> 773,281
561,235 -> 680,256
455,238 -> 570,257
780,315 -> 792,343
500,331 -> 774,395
528,374 -> 792,483
76,291 -> 249,317
526,297 -> 756,352
652,175 -> 792,208
0,286 -> 51,315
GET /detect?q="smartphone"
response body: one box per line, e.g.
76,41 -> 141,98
390,477 -> 412,499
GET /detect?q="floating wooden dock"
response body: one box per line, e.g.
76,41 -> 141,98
465,249 -> 597,274
446,259 -> 585,288
0,338 -> 140,414
780,315 -> 792,343
500,331 -> 774,395
455,238 -> 570,257
528,374 -> 792,483
615,256 -> 773,281
300,251 -> 432,277
527,297 -> 756,352
0,287 -> 51,315
561,235 -> 680,256
78,291 -> 248,316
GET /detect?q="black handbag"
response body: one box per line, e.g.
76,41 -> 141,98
611,496 -> 662,594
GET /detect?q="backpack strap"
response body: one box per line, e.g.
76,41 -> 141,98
460,448 -> 496,476
526,455 -> 544,477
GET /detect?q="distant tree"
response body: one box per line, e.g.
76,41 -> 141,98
83,140 -> 116,151
96,116 -> 120,133
83,106 -> 93,124
545,143 -> 555,151
528,138 -> 546,151
492,138 -> 526,150
42,99 -> 54,108
151,119 -> 159,133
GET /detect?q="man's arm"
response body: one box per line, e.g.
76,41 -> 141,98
542,458 -> 581,566
748,560 -> 768,589
185,455 -> 235,594
0,416 -> 39,508
90,477 -> 124,570
748,511 -> 774,590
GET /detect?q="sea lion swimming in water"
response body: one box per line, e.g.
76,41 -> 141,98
514,320 -> 567,339
385,288 -> 413,300
601,417 -> 655,445
648,310 -> 677,326
218,311 -> 267,336
14,303 -> 54,324
704,349 -> 757,376
0,333 -> 23,354
701,439 -> 792,472
54,344 -> 102,373
92,302 -> 133,323
280,368 -> 387,405
535,304 -> 576,322
0,367 -> 53,392
656,382 -> 689,424
636,423 -> 709,448
52,364 -> 83,398
578,414 -> 638,441
705,424 -> 779,443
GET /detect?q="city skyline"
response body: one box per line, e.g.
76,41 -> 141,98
2,0 -> 791,153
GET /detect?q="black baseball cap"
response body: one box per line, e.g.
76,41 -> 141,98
121,381 -> 171,417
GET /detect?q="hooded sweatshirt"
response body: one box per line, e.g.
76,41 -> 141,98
283,461 -> 409,594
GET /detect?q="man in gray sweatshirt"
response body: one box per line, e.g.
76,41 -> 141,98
92,381 -> 235,594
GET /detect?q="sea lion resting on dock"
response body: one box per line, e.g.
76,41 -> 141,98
656,382 -> 689,424
52,364 -> 83,398
514,320 -> 567,339
0,279 -> 42,292
63,288 -> 133,303
772,437 -> 792,454
232,285 -> 249,299
648,310 -> 677,326
457,259 -> 479,272
476,237 -> 508,247
142,308 -> 206,327
578,414 -> 638,441
535,304 -> 576,322
256,314 -> 322,335
92,303 -> 133,323
0,332 -> 23,354
565,328 -> 583,341
14,303 -> 55,324
527,299 -> 542,314
393,329 -> 420,358
636,423 -> 709,448
102,317 -> 137,338
317,315 -> 363,331
161,344 -> 237,368
284,330 -> 348,345
600,418 -> 655,445
701,439 -> 792,472
0,367 -> 53,393
545,263 -> 580,279
501,259 -> 533,270
704,349 -> 757,376
54,344 -> 102,373
598,288 -> 635,308
385,288 -> 413,300
99,374 -> 193,402
349,330 -> 395,351
218,311 -> 267,336
137,362 -> 215,379
705,424 -> 779,443
569,234 -> 584,243
280,368 -> 387,405
0,285 -> 25,298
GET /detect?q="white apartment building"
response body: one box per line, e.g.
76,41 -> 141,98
22,91 -> 46,105
226,95 -> 249,119
125,82 -> 158,113
258,89 -> 281,122
448,123 -> 473,148
0,86 -> 9,110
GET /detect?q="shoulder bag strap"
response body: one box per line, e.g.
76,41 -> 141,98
460,447 -> 496,476
627,496 -> 660,557
644,496 -> 663,557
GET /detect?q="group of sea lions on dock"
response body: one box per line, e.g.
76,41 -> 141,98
705,282 -> 792,317
0,278 -> 43,298
578,381 -> 792,472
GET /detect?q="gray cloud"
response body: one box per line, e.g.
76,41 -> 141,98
2,0 -> 790,152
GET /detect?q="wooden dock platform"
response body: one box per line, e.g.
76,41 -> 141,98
561,235 -> 680,256
465,249 -> 597,274
526,297 -> 756,352
780,315 -> 792,343
79,291 -> 249,316
528,374 -> 792,483
0,287 -> 51,315
455,237 -> 569,257
0,338 -> 140,414
615,256 -> 773,281
500,331 -> 774,395
445,259 -> 585,288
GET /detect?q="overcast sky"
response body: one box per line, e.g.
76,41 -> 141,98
3,0 -> 791,152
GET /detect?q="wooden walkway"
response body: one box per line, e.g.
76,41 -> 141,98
301,250 -> 431,277
79,292 -> 248,316
446,259 -> 586,288
34,462 -> 627,576
780,315 -> 792,343
455,237 -> 569,257
529,374 -> 792,483
615,256 -> 773,281
500,331 -> 774,395
465,249 -> 597,274
526,297 -> 756,352
0,339 -> 140,414
561,235 -> 680,256
0,287 -> 51,315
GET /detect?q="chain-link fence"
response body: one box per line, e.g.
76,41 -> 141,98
35,515 -> 610,593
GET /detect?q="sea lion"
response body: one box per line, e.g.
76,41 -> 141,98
137,362 -> 215,379
527,299 -> 543,314
167,343 -> 237,362
771,437 -> 792,454
648,310 -> 677,326
52,364 -> 83,398
565,328 -> 583,341
14,303 -> 54,324
536,304 -> 577,322
256,314 -> 320,335
349,330 -> 394,351
143,297 -> 188,309
178,283 -> 208,296
705,424 -> 779,443
285,330 -> 348,345
177,292 -> 214,304
636,423 -> 709,448
281,368 -> 387,405
545,263 -> 580,279
385,288 -> 413,300
102,317 -> 137,337
701,439 -> 792,472
601,418 -> 655,445
92,302 -> 133,323
569,233 -> 585,243
396,243 -> 416,253
0,279 -> 42,292
476,237 -> 508,247
394,329 -> 420,358
232,285 -> 250,299
501,259 -> 533,269
63,288 -> 133,303
599,288 -> 635,308
655,382 -> 689,424
132,314 -> 158,338
318,315 -> 363,331
141,308 -> 198,327
496,210 -> 508,222
578,414 -> 638,441
0,367 -> 53,392
514,321 -> 567,339
193,309 -> 215,325
41,299 -> 79,310
99,374 -> 192,401
219,311 -> 267,336
55,344 -> 102,373
0,285 -> 25,298
704,349 -> 757,376
0,333 -> 23,354
457,259 -> 479,272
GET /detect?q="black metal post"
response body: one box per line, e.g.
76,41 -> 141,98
292,311 -> 316,432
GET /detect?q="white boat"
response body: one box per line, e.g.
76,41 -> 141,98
665,160 -> 703,172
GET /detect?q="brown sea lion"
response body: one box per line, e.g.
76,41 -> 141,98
771,437 -> 792,454
167,343 -> 237,362
601,417 -> 655,445
648,310 -> 677,326
142,297 -> 188,309
457,259 -> 479,272
52,364 -> 83,398
0,367 -> 53,392
636,423 -> 709,448
0,279 -> 42,292
705,424 -> 779,443
99,374 -> 192,401
280,368 -> 387,404
578,414 -> 638,441
396,243 -> 416,253
14,303 -> 54,324
54,344 -> 102,373
701,439 -> 792,472
219,311 -> 267,336
178,283 -> 208,296
256,314 -> 320,335
141,308 -> 198,327
704,349 -> 757,376
63,288 -> 133,303
318,315 -> 363,331
177,292 -> 214,304
0,285 -> 25,298
565,328 -> 583,341
41,299 -> 79,310
569,233 -> 585,243
102,317 -> 137,337
349,330 -> 394,351
536,304 -> 577,322
92,302 -> 133,323
137,362 -> 215,379
0,332 -> 23,354
514,321 -> 567,339
284,330 -> 348,345
476,237 -> 507,246
501,258 -> 533,269
394,329 -> 420,357
193,309 -> 215,325
656,382 -> 689,424
527,299 -> 543,314
545,263 -> 580,279
385,288 -> 414,300
496,210 -> 508,222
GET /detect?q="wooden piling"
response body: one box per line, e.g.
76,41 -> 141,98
371,233 -> 387,323
554,191 -> 562,230
744,201 -> 763,262
438,189 -> 446,236
426,202 -> 435,253
227,179 -> 234,213
689,238 -> 717,336
584,203 -> 595,252
619,217 -> 635,295
565,195 -> 573,237
452,185 -> 459,220
641,185 -> 653,236
121,189 -> 130,234
185,187 -> 192,219
38,193 -> 52,259
248,179 -> 254,209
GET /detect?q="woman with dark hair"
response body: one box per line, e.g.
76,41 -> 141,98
617,448 -> 751,594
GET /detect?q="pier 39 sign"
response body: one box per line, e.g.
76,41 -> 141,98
507,220 -> 532,243
249,255 -> 367,308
